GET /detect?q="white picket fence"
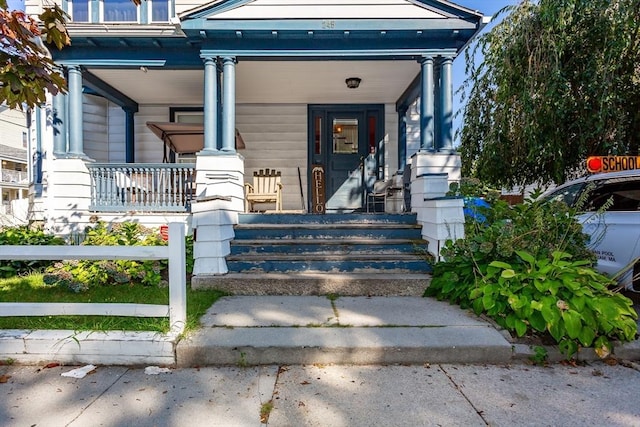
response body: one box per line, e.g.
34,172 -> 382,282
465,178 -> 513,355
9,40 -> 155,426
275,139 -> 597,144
0,223 -> 187,334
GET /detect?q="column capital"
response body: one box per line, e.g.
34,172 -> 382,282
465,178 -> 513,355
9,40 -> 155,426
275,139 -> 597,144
439,56 -> 454,65
222,56 -> 237,64
202,56 -> 217,65
419,55 -> 434,65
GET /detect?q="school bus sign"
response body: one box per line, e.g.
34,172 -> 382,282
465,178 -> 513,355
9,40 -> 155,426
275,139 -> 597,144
586,156 -> 640,173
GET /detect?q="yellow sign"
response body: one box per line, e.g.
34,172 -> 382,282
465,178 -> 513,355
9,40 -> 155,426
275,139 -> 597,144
586,156 -> 640,173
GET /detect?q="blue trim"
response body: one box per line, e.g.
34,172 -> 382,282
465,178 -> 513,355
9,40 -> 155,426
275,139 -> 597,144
398,108 -> 407,171
200,47 -> 458,59
82,71 -> 139,112
124,108 -> 135,162
396,73 -> 421,113
56,59 -> 166,67
35,107 -> 43,183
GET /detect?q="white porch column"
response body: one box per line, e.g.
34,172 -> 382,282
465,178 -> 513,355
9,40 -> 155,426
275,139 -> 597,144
201,56 -> 218,153
67,65 -> 86,158
221,56 -> 236,152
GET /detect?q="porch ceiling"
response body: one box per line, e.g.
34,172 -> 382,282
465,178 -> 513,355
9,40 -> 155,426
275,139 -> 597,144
87,60 -> 420,105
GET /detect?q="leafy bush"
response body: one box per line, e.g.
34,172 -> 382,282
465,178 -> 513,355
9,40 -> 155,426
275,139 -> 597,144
425,197 -> 637,359
44,222 -> 194,291
0,225 -> 65,278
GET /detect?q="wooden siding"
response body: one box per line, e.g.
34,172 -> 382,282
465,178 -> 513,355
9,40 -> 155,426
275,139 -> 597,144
384,103 -> 399,176
108,104 -> 126,162
237,104 -> 308,211
83,95 -> 109,162
124,103 -> 400,211
183,0 -> 444,20
0,108 -> 27,151
134,105 -> 169,163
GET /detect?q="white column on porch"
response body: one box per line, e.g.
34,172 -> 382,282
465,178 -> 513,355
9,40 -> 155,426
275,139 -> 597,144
67,65 -> 85,158
221,56 -> 236,152
52,91 -> 67,157
202,56 -> 218,154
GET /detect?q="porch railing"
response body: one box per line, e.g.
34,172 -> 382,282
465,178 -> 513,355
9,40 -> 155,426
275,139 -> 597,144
1,169 -> 28,184
88,163 -> 196,212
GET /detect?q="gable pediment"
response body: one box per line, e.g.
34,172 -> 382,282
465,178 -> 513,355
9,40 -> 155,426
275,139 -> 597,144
181,0 -> 480,22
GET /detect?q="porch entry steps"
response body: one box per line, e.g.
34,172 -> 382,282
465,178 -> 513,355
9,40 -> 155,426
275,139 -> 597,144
192,213 -> 432,296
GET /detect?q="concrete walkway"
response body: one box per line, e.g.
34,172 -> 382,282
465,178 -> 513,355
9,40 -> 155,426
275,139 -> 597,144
177,296 -> 513,366
2,361 -> 640,426
2,296 -> 639,366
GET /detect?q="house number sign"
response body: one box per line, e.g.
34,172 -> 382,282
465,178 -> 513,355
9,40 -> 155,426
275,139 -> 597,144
311,164 -> 326,214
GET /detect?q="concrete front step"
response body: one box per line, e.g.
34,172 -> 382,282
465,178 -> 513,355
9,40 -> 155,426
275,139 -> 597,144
176,296 -> 514,367
190,272 -> 431,296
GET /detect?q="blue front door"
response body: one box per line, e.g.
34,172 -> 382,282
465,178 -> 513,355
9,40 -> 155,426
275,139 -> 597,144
308,105 -> 384,213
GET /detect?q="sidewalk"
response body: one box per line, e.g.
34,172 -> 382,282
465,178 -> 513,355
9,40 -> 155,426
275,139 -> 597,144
2,296 -> 639,366
2,361 -> 640,426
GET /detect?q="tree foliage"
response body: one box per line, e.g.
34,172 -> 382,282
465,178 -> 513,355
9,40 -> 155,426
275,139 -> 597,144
459,0 -> 640,188
0,0 -> 71,109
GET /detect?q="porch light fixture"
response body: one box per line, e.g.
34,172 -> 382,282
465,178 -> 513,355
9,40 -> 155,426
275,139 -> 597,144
345,77 -> 361,89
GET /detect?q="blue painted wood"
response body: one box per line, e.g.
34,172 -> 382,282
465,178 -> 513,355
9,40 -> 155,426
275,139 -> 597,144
233,226 -> 422,241
231,241 -> 425,256
228,212 -> 431,274
226,259 -> 432,274
238,213 -> 418,225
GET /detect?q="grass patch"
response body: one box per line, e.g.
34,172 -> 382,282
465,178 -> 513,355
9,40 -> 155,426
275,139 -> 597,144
0,273 -> 225,333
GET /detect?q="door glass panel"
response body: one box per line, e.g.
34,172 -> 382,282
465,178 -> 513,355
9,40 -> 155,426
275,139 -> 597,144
314,116 -> 322,155
333,118 -> 358,154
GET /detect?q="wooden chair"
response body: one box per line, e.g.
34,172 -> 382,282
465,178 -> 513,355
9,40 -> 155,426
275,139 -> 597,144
244,168 -> 283,212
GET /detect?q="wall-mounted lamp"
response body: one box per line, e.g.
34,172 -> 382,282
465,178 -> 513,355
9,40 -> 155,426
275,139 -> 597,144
345,77 -> 361,89
140,66 -> 148,73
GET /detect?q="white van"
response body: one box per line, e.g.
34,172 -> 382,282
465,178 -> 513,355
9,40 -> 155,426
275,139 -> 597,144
541,169 -> 640,291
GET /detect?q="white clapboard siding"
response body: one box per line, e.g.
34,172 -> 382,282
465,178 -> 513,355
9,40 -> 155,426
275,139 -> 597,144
108,104 -> 126,162
384,102 -> 399,176
237,104 -> 308,211
83,94 -> 109,162
0,224 -> 187,333
134,105 -> 169,163
0,108 -> 27,150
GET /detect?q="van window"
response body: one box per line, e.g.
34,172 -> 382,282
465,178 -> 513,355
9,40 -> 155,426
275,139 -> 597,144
544,183 -> 584,206
585,179 -> 640,212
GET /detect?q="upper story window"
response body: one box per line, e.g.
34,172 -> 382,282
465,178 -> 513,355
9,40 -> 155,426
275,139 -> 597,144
68,0 -> 171,23
103,0 -> 137,22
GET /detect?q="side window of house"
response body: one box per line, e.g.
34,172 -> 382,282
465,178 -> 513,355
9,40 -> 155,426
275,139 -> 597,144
585,179 -> 640,212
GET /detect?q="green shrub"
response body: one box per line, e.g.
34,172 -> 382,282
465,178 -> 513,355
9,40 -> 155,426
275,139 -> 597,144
0,225 -> 65,278
44,222 -> 195,291
425,197 -> 637,359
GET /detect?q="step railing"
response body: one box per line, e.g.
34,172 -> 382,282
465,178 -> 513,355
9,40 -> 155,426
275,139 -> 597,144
88,163 -> 195,212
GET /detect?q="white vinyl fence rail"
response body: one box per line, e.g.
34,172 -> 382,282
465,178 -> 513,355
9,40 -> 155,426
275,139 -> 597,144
0,223 -> 187,334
